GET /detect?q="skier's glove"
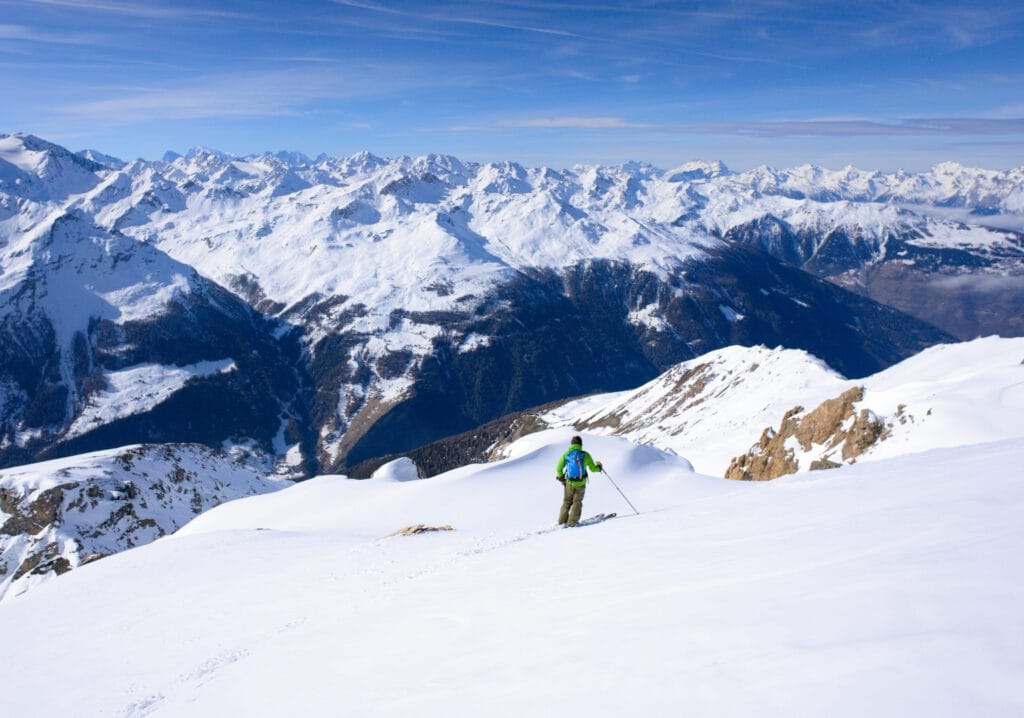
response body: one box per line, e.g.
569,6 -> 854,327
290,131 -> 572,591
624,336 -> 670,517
595,461 -> 603,472
557,477 -> 566,485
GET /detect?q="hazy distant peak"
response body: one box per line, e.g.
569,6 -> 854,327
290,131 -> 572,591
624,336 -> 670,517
666,160 -> 731,182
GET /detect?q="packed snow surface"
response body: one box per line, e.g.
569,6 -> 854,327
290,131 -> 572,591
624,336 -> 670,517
1,430 -> 1022,716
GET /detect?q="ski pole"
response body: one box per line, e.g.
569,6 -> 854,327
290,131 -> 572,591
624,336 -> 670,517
601,468 -> 639,515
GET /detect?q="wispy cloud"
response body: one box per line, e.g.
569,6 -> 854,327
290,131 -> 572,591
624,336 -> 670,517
59,67 -> 445,124
688,49 -> 806,69
269,56 -> 346,65
682,117 -> 1024,137
500,116 -> 653,129
0,22 -> 103,45
459,115 -> 1024,138
856,2 -> 1024,50
332,0 -> 580,39
24,0 -> 249,20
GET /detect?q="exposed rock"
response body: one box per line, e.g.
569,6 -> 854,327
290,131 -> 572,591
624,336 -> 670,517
794,387 -> 863,451
809,458 -> 842,471
0,444 -> 286,601
843,408 -> 888,461
725,386 -> 890,480
1,483 -> 76,536
387,524 -> 454,537
724,417 -> 800,481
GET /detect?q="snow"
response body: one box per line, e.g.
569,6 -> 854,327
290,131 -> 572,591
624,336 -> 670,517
0,443 -> 288,601
628,302 -> 673,331
67,359 -> 237,438
2,136 -> 1024,715
0,429 -> 1021,716
545,344 -> 847,475
718,304 -> 743,322
855,336 -> 1024,461
542,337 -> 1024,477
370,456 -> 420,482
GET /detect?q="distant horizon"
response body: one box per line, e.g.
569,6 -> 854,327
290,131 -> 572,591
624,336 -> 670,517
3,1 -> 1022,174
9,128 -> 1023,175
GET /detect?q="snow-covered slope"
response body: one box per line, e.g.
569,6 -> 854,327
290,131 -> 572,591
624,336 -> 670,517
1,429 -> 1021,716
0,205 -> 312,470
543,336 -> 1024,476
542,343 -> 847,474
0,443 -> 288,602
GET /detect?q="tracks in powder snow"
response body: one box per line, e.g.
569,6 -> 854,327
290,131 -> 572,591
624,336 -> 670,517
114,515 -> 632,715
373,512 -> 630,590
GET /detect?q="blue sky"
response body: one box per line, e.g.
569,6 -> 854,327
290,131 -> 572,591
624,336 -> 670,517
2,0 -> 1023,170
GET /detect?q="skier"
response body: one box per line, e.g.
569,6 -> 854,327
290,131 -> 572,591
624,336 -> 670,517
556,435 -> 603,527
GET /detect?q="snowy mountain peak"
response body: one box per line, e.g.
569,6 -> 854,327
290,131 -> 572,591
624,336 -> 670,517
0,133 -> 106,200
76,149 -> 126,170
264,150 -> 313,167
617,160 -> 660,177
666,159 -> 731,182
336,150 -> 388,174
545,337 -> 1024,478
183,146 -> 233,162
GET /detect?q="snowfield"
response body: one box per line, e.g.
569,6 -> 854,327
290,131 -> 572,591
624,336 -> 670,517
1,430 -> 1022,717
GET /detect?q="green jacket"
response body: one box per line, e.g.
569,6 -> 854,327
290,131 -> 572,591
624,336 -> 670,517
556,443 -> 601,486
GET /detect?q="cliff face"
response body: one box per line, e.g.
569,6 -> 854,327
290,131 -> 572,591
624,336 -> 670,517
725,387 -> 890,480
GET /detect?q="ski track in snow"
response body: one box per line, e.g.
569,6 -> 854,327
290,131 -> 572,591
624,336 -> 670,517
112,505 -> 630,712
1,431 -> 1022,716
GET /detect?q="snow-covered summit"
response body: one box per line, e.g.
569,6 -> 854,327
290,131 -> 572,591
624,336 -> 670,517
666,159 -> 731,182
0,133 -> 106,201
76,148 -> 126,170
4,134 -> 1018,335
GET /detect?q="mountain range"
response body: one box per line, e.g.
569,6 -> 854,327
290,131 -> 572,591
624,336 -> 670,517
1,132 -> 1022,476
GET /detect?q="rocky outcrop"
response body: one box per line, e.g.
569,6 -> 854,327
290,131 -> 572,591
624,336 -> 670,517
387,524 -> 454,537
725,387 -> 890,480
0,444 -> 287,601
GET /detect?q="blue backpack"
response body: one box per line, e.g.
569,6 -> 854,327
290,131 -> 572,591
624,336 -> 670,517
565,449 -> 587,480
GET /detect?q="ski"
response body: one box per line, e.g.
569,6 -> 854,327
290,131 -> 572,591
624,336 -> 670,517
575,512 -> 617,527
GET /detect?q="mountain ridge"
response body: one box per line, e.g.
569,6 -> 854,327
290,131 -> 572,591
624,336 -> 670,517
1,132 -> 1019,472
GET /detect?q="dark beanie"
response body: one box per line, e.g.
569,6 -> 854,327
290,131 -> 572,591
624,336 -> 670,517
571,435 -> 582,445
